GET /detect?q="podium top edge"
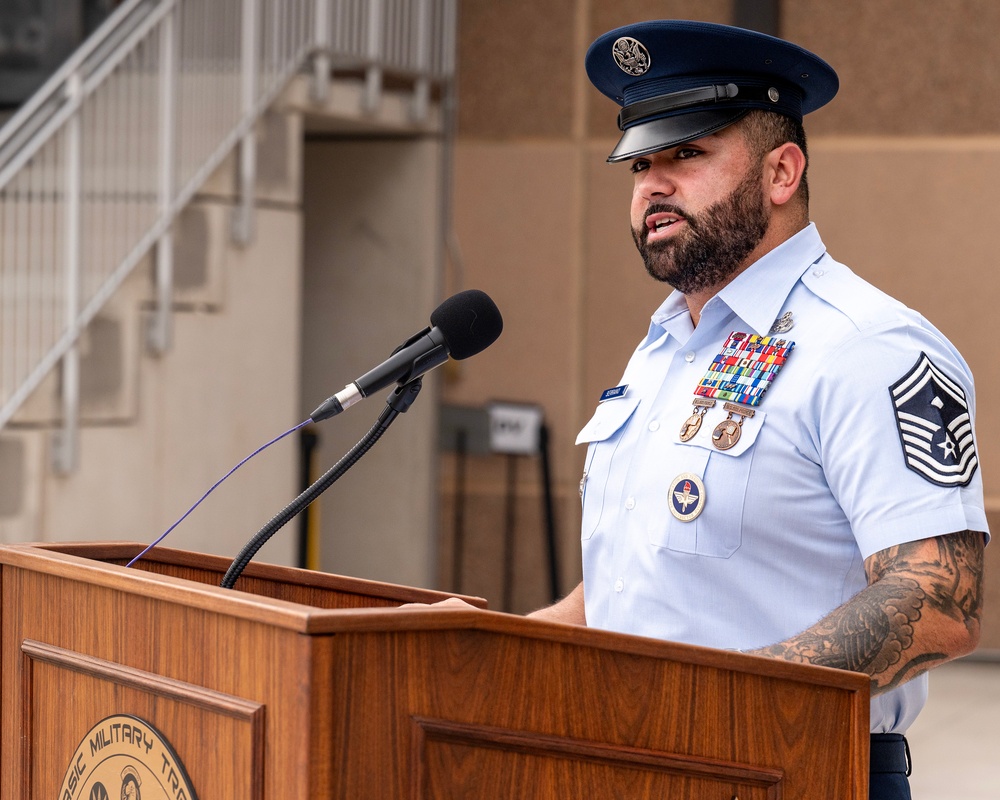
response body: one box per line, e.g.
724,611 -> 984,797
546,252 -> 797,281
0,540 -> 484,627
0,542 -> 869,695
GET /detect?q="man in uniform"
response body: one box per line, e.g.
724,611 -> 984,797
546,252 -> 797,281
529,20 -> 988,800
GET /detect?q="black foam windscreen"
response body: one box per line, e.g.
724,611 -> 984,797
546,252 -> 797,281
429,289 -> 503,360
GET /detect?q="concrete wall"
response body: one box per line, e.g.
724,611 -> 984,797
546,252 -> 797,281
300,136 -> 444,588
442,0 -> 1000,634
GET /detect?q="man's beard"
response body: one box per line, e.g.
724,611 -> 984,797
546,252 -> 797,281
631,166 -> 770,295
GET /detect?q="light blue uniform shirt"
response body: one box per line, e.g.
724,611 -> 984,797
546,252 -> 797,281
577,224 -> 988,733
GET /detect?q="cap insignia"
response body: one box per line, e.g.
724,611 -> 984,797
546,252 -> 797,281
612,37 -> 650,76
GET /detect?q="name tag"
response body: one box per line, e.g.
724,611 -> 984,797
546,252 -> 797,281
599,384 -> 628,402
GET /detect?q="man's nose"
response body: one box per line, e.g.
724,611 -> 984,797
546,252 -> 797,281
637,166 -> 676,201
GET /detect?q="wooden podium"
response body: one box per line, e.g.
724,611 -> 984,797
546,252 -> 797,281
0,542 -> 869,798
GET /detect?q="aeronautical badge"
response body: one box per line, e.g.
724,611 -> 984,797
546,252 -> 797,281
890,352 -> 978,487
669,473 -> 706,522
612,37 -> 650,76
769,311 -> 794,334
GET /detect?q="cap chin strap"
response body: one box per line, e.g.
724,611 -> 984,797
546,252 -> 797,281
617,83 -> 781,131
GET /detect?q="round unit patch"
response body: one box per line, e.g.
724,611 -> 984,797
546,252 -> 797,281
612,36 -> 650,76
669,473 -> 706,522
58,714 -> 199,800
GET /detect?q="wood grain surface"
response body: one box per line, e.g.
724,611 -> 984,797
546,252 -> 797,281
0,542 -> 869,799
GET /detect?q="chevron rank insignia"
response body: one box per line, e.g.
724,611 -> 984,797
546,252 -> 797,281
890,353 -> 978,487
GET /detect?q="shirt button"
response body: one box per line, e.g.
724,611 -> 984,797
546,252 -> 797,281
684,351 -> 696,363
614,578 -> 624,593
813,268 -> 826,277
624,496 -> 636,510
648,420 -> 660,432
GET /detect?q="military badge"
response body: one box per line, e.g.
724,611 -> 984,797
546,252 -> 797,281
711,402 -> 755,450
680,331 -> 793,444
679,397 -> 715,442
769,311 -> 794,334
612,37 -> 650,76
890,352 -> 978,487
669,473 -> 706,521
693,331 -> 794,406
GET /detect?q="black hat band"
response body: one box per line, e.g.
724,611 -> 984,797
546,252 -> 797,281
617,82 -> 786,132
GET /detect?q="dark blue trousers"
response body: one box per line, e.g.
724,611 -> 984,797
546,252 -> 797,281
869,734 -> 911,800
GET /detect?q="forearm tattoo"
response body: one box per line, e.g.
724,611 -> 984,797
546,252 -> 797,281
752,530 -> 984,693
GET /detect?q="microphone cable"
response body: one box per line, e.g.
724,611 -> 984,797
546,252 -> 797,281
218,378 -> 423,589
125,418 -> 313,568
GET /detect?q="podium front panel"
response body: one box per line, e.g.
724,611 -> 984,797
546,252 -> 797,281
0,543 -> 869,799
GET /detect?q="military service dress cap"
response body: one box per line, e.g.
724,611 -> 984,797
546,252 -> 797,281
586,20 -> 839,162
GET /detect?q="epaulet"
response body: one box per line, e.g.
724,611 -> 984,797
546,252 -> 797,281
801,255 -> 910,334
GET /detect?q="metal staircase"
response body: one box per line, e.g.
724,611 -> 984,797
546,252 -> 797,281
0,0 -> 455,472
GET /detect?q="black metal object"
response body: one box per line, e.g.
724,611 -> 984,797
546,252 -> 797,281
538,422 -> 560,603
440,404 -> 560,611
732,0 -> 780,36
451,427 -> 467,594
221,379 -> 423,589
296,427 -> 320,569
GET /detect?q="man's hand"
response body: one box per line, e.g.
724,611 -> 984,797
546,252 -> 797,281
527,581 -> 587,625
397,597 -> 480,610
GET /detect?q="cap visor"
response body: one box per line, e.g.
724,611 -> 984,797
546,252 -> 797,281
607,108 -> 749,162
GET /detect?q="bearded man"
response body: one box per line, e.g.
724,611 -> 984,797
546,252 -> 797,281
529,20 -> 988,800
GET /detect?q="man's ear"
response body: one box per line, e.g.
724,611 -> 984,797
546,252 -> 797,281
765,143 -> 806,206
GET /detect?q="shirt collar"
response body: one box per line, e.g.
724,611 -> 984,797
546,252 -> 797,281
645,223 -> 827,344
712,223 -> 827,334
643,288 -> 691,348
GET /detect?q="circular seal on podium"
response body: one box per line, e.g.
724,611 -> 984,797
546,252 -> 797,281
58,714 -> 198,800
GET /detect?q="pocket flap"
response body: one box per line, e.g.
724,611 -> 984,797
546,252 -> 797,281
575,396 -> 641,445
681,409 -> 766,457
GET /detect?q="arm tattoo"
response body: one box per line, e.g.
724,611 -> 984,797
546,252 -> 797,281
868,529 -> 984,636
754,530 -> 984,692
756,577 -> 925,673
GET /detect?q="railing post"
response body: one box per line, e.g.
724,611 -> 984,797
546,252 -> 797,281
442,0 -> 457,80
149,6 -> 177,356
232,0 -> 259,246
411,0 -> 431,122
52,73 -> 83,475
311,0 -> 330,103
363,0 -> 384,113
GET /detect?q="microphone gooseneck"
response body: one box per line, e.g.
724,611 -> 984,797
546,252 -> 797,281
220,380 -> 424,589
222,288 -> 504,588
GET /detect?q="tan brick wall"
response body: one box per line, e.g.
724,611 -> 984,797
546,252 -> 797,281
785,0 -> 1000,136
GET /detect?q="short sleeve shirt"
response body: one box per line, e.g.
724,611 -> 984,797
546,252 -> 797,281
577,224 -> 988,733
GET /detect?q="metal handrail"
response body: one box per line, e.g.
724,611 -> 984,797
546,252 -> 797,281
0,0 -> 456,467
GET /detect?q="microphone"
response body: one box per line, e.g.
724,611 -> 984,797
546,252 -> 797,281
310,289 -> 503,422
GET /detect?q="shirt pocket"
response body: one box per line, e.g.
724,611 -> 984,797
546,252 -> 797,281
576,396 -> 641,540
648,410 -> 766,558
